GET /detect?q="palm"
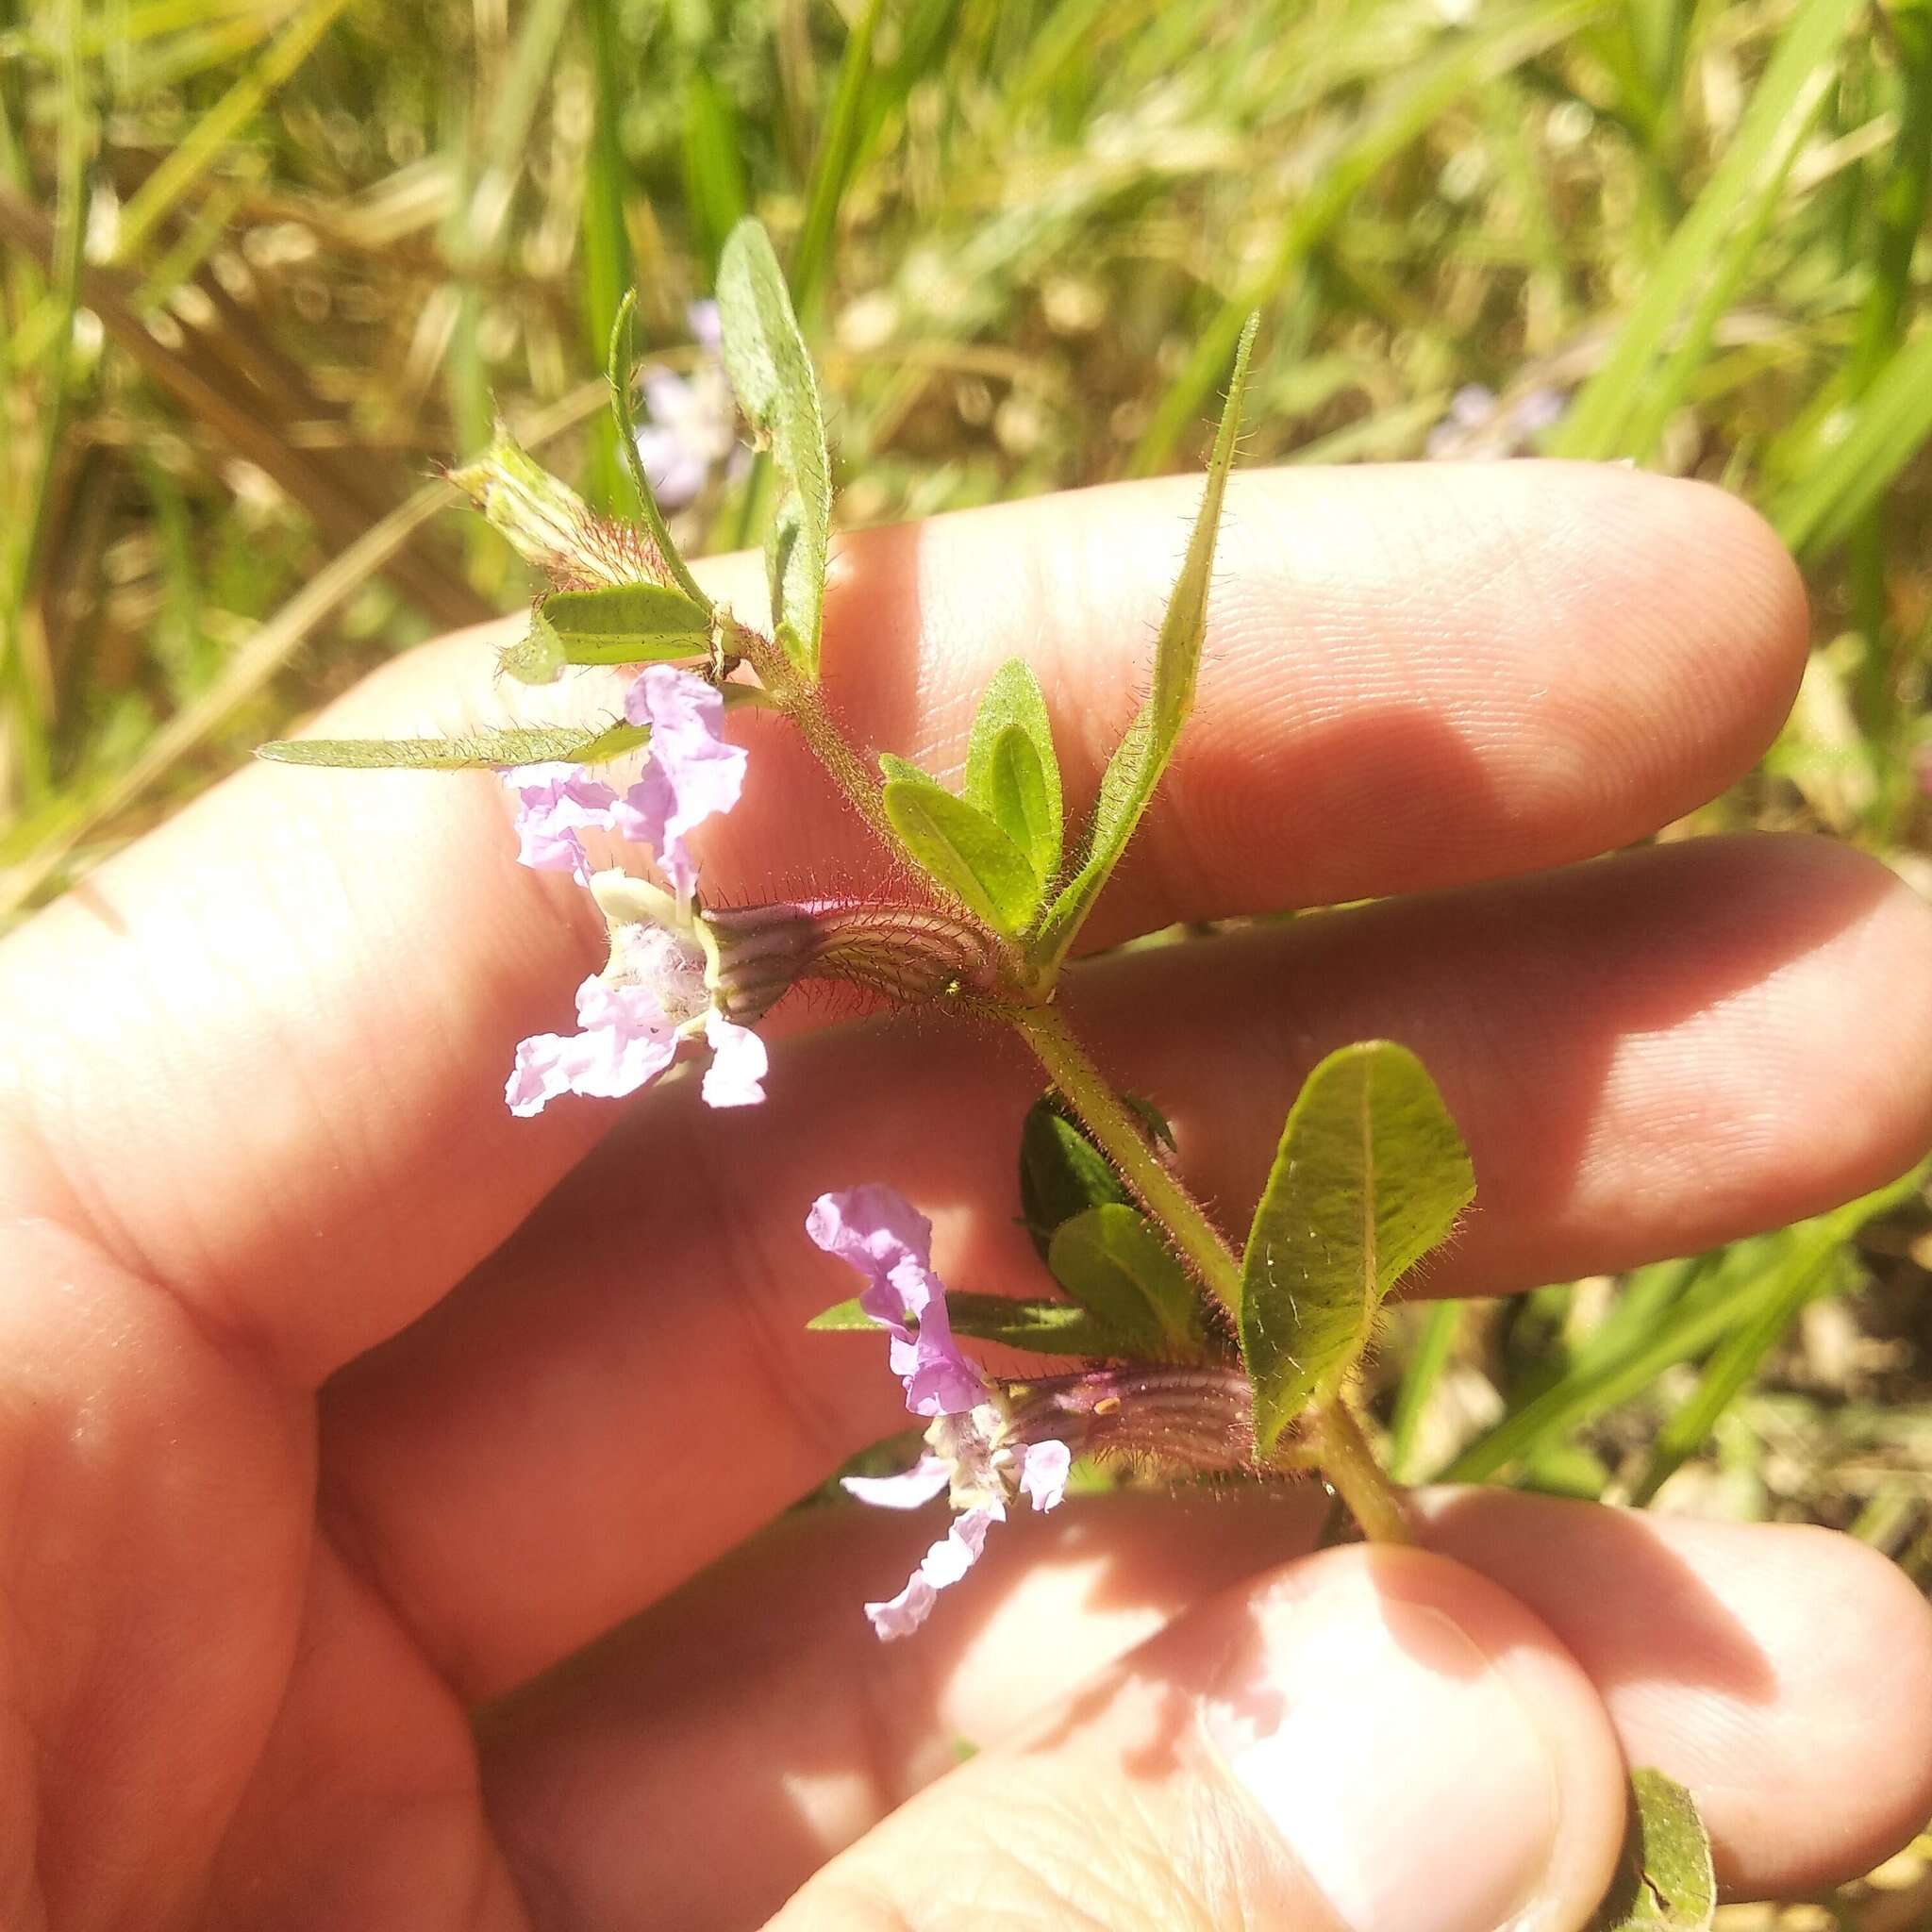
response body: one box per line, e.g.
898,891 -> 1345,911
4,463 -> 1930,1929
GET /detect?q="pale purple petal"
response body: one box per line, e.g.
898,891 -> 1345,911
841,1454 -> 952,1510
1513,385 -> 1567,435
619,668 -> 748,907
504,1029 -> 577,1118
806,1185 -> 935,1281
641,368 -> 693,422
567,979 -> 680,1098
687,299 -> 722,350
862,1504 -> 1001,1642
636,421 -> 708,511
701,1010 -> 767,1108
806,1187 -> 985,1417
505,976 -> 677,1117
1019,1439 -> 1072,1512
501,762 -> 623,881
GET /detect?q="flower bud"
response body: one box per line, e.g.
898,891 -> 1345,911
447,425 -> 674,591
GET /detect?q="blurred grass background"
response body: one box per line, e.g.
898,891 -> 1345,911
3,0 -> 1931,1914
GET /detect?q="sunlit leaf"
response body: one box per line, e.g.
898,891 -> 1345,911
1049,1205 -> 1207,1358
1241,1041 -> 1474,1452
965,658 -> 1063,886
1028,314 -> 1256,977
1585,1771 -> 1716,1932
607,291 -> 712,608
538,582 -> 713,664
1018,1090 -> 1173,1262
716,218 -> 832,673
256,720 -> 652,771
881,756 -> 1041,934
808,1291 -> 1121,1357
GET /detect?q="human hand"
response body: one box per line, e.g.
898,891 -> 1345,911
2,462 -> 1928,1929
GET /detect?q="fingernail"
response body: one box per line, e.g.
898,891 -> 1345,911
1204,1558 -> 1561,1932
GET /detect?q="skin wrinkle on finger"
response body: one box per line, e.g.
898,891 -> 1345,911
318,833 -> 1932,1703
477,1491 -> 1932,1928
0,464 -> 1802,1390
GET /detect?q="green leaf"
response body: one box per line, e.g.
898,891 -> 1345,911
1048,1205 -> 1207,1359
1240,1041 -> 1474,1453
880,756 -> 1041,934
716,218 -> 832,674
1015,1090 -> 1177,1267
1585,1771 -> 1716,1932
1028,315 -> 1256,977
538,583 -> 714,664
965,658 -> 1063,887
256,720 -> 652,772
1019,1091 -> 1135,1261
808,1291 -> 1121,1357
497,621 -> 566,686
607,291 -> 712,609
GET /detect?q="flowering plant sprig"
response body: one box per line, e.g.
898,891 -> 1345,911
258,218 -> 1476,1638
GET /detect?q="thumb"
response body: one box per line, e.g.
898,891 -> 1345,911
768,1543 -> 1630,1932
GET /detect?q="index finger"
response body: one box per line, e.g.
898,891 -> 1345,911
0,463 -> 1804,1384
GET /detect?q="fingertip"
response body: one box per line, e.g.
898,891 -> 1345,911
773,1538 -> 1630,1932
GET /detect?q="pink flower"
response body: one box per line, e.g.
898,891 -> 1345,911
806,1186 -> 985,1418
502,763 -> 628,884
505,914 -> 766,1116
808,1185 -> 1072,1640
621,667 -> 747,908
501,667 -> 745,907
506,977 -> 678,1117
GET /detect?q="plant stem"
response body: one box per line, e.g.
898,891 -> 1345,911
725,615 -> 897,852
1312,1398 -> 1416,1544
1008,1002 -> 1241,1316
741,641 -> 1418,1547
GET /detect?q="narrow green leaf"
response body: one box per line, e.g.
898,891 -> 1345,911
1029,315 -> 1255,977
538,583 -> 714,663
716,218 -> 832,673
880,757 -> 1041,934
607,291 -> 712,609
1048,1205 -> 1207,1359
965,658 -> 1063,886
1585,1771 -> 1715,1932
1241,1041 -> 1474,1453
808,1291 -> 1122,1357
257,721 -> 652,772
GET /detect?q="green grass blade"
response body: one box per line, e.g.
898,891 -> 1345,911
1771,325 -> 1932,558
1388,1299 -> 1462,1482
791,0 -> 886,312
113,0 -> 349,260
1440,1171 -> 1922,1484
1625,1246 -> 1841,1507
1131,0 -> 1596,475
1550,0 -> 1863,459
